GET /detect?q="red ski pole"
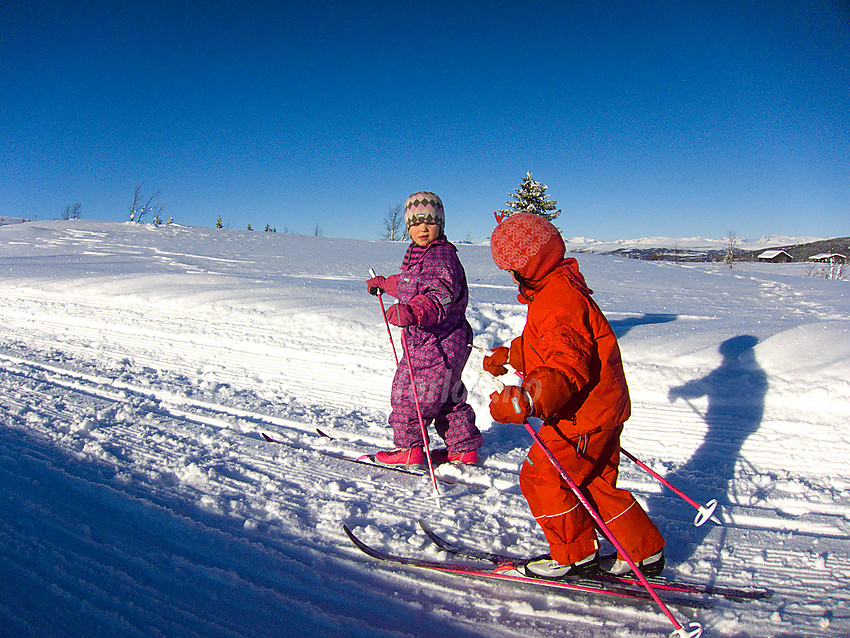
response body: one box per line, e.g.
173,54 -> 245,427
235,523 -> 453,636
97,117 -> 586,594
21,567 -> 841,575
489,371 -> 701,637
519,417 -> 702,638
476,346 -> 720,528
369,269 -> 438,496
619,448 -> 721,527
370,268 -> 398,365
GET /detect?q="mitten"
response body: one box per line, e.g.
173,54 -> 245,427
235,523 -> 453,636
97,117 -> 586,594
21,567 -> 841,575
408,294 -> 439,327
386,303 -> 417,327
366,275 -> 386,296
366,274 -> 400,297
488,386 -> 533,424
483,346 -> 510,377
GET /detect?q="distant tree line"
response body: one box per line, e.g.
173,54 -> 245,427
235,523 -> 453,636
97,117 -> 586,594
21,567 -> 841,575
61,202 -> 82,220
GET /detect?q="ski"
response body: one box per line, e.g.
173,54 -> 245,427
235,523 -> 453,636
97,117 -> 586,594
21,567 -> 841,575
343,525 -> 712,610
260,432 -> 480,488
417,520 -> 772,601
262,431 -> 422,477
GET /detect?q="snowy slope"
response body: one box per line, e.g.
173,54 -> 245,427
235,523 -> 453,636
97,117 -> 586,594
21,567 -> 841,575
562,235 -> 828,254
1,220 -> 848,637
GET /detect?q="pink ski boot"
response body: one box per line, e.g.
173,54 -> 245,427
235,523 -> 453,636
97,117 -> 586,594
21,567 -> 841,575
374,447 -> 425,466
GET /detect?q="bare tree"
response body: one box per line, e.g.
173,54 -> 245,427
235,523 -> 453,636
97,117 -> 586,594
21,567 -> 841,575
129,185 -> 166,223
62,202 -> 82,220
382,203 -> 405,240
724,230 -> 738,269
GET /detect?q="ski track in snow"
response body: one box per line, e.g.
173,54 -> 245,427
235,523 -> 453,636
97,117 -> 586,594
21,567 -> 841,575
1,220 -> 849,637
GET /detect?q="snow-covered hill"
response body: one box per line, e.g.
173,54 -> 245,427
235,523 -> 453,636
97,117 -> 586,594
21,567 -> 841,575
562,234 -> 827,254
1,220 -> 848,637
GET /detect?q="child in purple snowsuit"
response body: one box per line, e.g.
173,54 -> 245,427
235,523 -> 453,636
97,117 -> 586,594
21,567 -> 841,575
366,191 -> 482,465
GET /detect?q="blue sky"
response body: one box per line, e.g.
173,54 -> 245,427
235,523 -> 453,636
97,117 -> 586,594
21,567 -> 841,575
2,1 -> 848,242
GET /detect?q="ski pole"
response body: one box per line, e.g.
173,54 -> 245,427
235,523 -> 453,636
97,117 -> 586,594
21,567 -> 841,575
369,268 -> 398,365
368,269 -> 437,496
476,345 -> 720,528
519,419 -> 702,638
619,448 -> 721,527
400,328 -> 440,497
488,373 -> 700,637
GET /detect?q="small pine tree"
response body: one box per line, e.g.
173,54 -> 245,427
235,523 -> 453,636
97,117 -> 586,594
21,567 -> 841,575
216,216 -> 223,229
498,172 -> 561,221
247,223 -> 253,231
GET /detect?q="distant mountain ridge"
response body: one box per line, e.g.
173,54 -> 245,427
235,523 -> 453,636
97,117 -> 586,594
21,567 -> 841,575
566,235 -> 849,262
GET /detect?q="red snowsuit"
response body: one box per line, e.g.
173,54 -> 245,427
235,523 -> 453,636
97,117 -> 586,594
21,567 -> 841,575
508,260 -> 665,566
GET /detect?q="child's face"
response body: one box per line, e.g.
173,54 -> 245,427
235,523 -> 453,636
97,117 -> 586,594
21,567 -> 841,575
409,222 -> 441,247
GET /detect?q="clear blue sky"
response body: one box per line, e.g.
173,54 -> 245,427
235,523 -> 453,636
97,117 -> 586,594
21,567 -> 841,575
2,1 -> 848,242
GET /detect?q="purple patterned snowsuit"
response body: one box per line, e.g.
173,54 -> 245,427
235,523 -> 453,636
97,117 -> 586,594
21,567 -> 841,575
387,238 -> 482,454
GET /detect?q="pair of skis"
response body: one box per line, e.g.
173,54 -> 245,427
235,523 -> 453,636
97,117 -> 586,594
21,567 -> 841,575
413,520 -> 770,602
344,521 -> 771,637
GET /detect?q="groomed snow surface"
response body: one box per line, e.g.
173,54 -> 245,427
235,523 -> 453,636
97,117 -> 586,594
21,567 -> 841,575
1,220 -> 848,637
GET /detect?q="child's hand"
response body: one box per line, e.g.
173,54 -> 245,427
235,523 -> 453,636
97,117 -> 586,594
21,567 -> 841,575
367,274 -> 400,297
386,303 -> 416,327
488,386 -> 533,424
367,275 -> 386,296
483,346 -> 510,376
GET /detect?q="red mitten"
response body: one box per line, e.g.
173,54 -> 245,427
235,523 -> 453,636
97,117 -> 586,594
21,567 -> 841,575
386,303 -> 417,327
408,294 -> 439,327
366,275 -> 386,296
483,346 -> 510,377
488,386 -> 533,424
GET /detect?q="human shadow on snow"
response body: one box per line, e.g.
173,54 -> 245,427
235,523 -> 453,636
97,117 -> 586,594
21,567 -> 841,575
646,334 -> 767,564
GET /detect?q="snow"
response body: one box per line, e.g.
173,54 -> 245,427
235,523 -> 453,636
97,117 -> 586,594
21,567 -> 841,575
1,219 -> 848,637
562,235 -> 828,254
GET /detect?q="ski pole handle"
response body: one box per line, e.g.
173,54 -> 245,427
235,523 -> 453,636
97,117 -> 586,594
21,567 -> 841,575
481,371 -> 505,391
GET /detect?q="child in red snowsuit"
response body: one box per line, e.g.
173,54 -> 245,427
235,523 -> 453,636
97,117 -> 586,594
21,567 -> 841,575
366,192 -> 482,465
485,212 -> 665,580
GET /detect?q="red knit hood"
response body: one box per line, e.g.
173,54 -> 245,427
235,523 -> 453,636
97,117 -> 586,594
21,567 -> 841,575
491,213 -> 589,290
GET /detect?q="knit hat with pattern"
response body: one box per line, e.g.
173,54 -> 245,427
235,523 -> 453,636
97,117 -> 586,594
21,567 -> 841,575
490,212 -> 565,282
405,191 -> 445,229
